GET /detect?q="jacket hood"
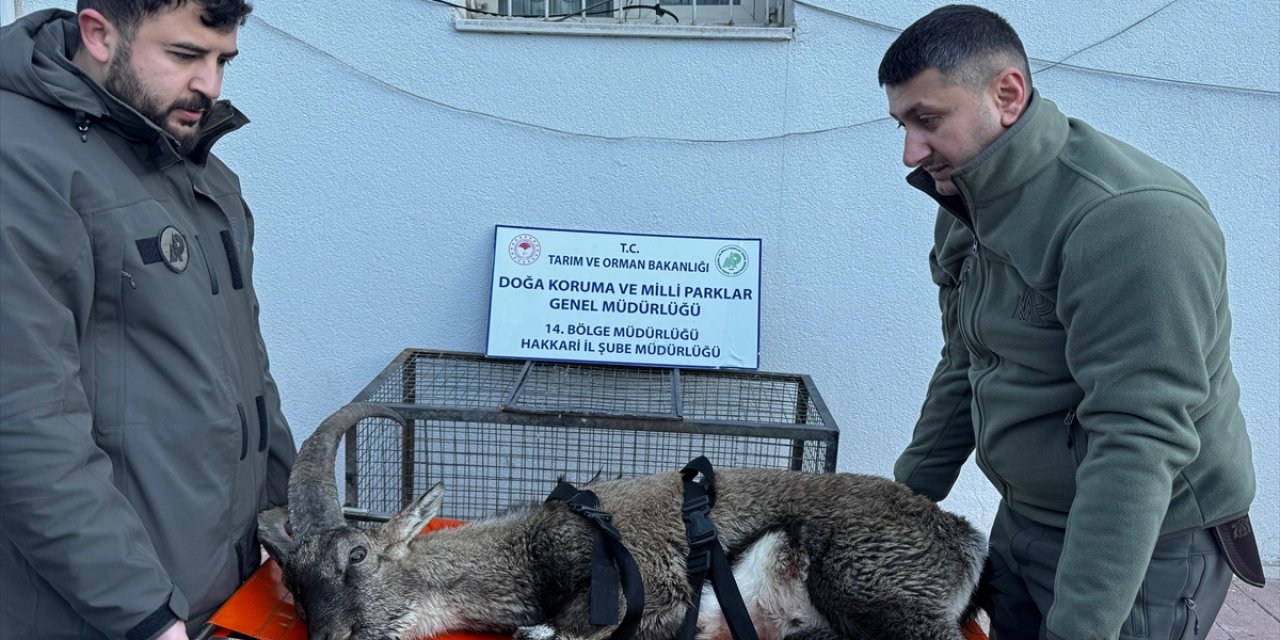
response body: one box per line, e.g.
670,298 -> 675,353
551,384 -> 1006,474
0,8 -> 247,164
0,9 -> 104,115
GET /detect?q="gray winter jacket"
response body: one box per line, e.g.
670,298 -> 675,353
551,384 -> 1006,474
0,10 -> 296,639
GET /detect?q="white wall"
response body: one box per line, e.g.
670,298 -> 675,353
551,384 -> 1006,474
17,0 -> 1279,572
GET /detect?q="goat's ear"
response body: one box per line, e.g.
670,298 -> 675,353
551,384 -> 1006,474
258,506 -> 296,561
383,482 -> 444,544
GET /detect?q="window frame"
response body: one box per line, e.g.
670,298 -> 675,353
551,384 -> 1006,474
452,0 -> 794,40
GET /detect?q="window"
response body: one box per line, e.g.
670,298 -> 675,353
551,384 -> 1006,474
453,0 -> 794,39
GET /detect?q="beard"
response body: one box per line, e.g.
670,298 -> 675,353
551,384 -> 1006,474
104,38 -> 213,155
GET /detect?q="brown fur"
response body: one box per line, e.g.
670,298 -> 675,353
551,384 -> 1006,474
259,404 -> 986,640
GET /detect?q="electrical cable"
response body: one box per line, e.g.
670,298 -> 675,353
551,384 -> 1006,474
250,13 -> 887,143
793,0 -> 1278,97
246,2 -> 1278,145
1028,0 -> 1180,75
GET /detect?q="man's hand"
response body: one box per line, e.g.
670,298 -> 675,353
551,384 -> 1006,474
156,620 -> 189,640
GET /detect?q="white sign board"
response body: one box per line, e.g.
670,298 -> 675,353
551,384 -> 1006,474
487,225 -> 761,369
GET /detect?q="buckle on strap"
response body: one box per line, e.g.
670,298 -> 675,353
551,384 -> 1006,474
684,509 -> 717,549
545,481 -> 646,640
676,457 -> 758,640
570,500 -> 623,540
686,548 -> 712,576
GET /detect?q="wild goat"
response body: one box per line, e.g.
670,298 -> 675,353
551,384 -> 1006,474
259,403 -> 987,640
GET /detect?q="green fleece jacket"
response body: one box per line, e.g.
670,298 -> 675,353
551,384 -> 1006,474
893,92 -> 1255,639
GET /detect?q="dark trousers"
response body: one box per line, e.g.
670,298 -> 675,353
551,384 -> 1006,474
984,501 -> 1232,640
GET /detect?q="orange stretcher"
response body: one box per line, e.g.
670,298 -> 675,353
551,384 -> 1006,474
202,519 -> 988,640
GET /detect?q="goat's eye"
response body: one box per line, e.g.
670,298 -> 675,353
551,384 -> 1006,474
349,546 -> 367,564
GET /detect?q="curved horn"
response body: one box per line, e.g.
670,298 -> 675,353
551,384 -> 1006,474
288,403 -> 406,539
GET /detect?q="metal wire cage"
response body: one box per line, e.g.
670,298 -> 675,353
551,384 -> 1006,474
344,349 -> 838,520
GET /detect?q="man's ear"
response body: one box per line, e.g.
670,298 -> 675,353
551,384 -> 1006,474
77,9 -> 119,65
990,67 -> 1029,127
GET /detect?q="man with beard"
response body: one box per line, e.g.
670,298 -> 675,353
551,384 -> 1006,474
0,2 -> 296,639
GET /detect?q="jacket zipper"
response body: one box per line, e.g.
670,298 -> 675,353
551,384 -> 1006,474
963,240 -> 997,364
944,188 -> 1009,494
1131,582 -> 1149,636
958,235 -> 1007,494
956,261 -> 976,354
1065,407 -> 1078,448
74,111 -> 91,142
1184,598 -> 1199,638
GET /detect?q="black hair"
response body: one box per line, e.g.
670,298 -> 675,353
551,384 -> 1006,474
77,0 -> 253,33
878,4 -> 1030,91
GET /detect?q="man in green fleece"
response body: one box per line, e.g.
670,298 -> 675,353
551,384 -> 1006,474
879,5 -> 1261,639
1,2 -> 295,639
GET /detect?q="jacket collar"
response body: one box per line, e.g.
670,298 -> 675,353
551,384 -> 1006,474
906,91 -> 1070,232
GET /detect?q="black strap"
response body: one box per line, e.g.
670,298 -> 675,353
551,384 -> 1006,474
546,481 -> 646,640
677,457 -> 758,640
